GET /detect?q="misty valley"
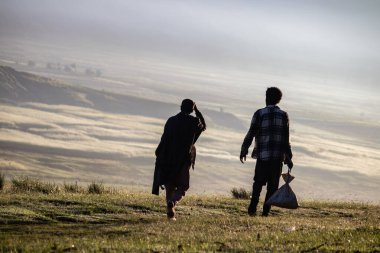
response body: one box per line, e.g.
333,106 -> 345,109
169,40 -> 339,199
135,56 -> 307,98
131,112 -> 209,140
0,63 -> 379,203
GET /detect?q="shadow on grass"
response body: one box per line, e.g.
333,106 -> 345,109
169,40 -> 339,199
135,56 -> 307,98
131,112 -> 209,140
45,199 -> 83,206
0,224 -> 132,238
126,204 -> 158,214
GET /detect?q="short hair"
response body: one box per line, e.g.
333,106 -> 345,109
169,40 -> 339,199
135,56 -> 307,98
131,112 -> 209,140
266,87 -> 282,105
181,99 -> 194,114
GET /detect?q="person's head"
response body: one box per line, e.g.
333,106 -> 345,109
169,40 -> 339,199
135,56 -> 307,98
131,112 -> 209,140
266,87 -> 282,105
181,99 -> 194,114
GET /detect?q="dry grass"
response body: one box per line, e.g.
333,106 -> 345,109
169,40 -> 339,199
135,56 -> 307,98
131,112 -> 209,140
5,177 -> 115,195
11,176 -> 60,194
87,181 -> 105,194
231,187 -> 251,199
0,185 -> 378,252
63,181 -> 83,193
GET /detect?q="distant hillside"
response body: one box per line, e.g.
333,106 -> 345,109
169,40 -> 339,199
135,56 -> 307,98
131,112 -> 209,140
0,66 -> 244,129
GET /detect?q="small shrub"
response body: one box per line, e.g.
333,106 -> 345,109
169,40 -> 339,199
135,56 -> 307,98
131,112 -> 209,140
64,181 -> 82,193
231,187 -> 251,199
11,177 -> 33,192
11,177 -> 60,194
88,181 -> 104,194
0,171 -> 5,190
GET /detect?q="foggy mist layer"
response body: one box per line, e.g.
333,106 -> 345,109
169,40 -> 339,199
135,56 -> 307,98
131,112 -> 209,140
1,0 -> 380,89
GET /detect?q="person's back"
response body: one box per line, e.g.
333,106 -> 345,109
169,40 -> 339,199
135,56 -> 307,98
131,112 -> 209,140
243,105 -> 291,161
240,87 -> 293,216
156,112 -> 201,170
153,99 -> 206,220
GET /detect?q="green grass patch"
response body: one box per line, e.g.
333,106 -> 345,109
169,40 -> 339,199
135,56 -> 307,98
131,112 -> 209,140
63,181 -> 83,193
87,181 -> 105,194
0,191 -> 378,252
11,176 -> 60,194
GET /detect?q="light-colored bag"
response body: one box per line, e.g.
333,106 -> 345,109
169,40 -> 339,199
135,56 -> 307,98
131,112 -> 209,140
265,169 -> 299,209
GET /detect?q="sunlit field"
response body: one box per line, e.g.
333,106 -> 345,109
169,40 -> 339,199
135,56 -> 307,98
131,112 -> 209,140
0,179 -> 379,252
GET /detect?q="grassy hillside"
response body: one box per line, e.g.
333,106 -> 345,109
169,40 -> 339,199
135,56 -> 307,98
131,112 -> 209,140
0,181 -> 379,252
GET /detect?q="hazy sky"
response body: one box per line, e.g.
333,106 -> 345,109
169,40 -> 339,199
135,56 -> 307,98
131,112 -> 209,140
1,0 -> 380,87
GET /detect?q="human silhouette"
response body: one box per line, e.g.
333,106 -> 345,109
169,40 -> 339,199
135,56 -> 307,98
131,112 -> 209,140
153,99 -> 206,220
240,87 -> 293,216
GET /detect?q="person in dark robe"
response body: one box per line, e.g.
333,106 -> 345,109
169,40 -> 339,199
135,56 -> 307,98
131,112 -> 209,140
152,99 -> 206,220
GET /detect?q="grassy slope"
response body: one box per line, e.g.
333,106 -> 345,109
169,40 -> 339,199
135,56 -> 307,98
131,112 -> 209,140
0,192 -> 379,252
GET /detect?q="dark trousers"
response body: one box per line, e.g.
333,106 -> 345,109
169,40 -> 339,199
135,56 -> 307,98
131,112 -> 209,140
250,159 -> 283,214
165,163 -> 191,204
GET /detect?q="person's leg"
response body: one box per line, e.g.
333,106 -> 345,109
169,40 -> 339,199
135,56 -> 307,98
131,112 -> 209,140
248,160 -> 268,215
172,163 -> 190,203
248,181 -> 263,215
262,160 -> 283,216
165,185 -> 175,203
165,184 -> 176,219
165,163 -> 190,220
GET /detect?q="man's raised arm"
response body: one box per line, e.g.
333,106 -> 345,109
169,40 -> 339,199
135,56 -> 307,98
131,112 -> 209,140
193,104 -> 206,143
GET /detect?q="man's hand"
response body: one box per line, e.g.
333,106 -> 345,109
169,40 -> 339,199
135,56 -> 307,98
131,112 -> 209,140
285,156 -> 293,170
240,154 -> 246,164
287,160 -> 293,170
240,150 -> 248,164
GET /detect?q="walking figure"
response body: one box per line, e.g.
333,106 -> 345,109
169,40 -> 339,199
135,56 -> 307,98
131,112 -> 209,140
153,99 -> 206,220
240,87 -> 293,216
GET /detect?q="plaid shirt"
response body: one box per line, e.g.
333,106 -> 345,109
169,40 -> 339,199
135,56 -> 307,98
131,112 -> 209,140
241,105 -> 292,161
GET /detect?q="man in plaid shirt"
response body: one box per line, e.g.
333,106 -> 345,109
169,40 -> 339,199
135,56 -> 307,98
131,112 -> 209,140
240,87 -> 293,216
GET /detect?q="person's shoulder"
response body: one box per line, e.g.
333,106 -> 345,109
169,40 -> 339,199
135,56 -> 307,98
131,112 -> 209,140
166,113 -> 181,124
275,107 -> 289,118
276,106 -> 288,114
167,114 -> 177,122
173,112 -> 197,122
256,107 -> 267,116
249,108 -> 263,121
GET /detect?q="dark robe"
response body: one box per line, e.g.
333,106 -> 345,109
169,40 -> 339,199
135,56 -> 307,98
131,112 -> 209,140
152,112 -> 205,195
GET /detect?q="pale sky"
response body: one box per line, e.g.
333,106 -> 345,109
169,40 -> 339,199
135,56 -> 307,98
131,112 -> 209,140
0,0 -> 379,89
